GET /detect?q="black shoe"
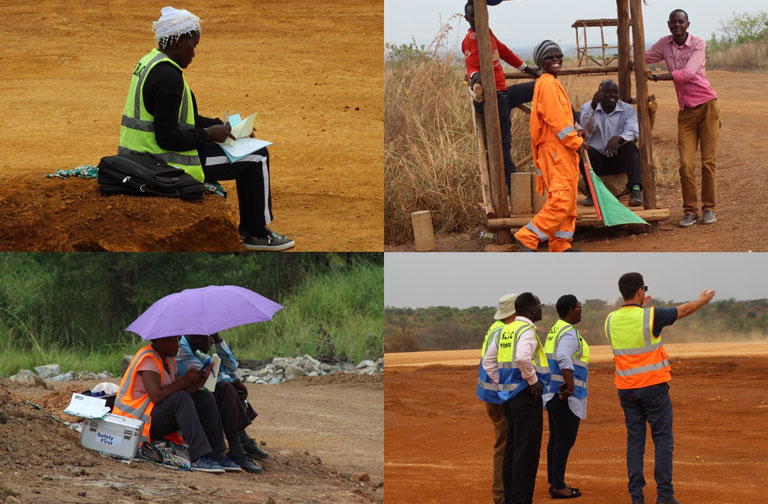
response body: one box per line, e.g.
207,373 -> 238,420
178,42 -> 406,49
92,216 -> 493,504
629,189 -> 643,207
234,455 -> 263,474
563,247 -> 582,252
243,439 -> 269,461
582,195 -> 594,206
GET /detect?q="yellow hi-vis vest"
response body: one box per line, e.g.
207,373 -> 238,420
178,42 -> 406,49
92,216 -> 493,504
476,320 -> 506,404
118,49 -> 204,182
496,320 -> 549,401
544,319 -> 590,398
605,305 -> 670,389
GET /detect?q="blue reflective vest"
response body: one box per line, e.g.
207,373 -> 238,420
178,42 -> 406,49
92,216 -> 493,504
497,320 -> 550,402
544,319 -> 590,399
477,320 -> 505,404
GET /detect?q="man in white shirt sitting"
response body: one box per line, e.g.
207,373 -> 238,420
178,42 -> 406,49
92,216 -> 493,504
579,79 -> 643,207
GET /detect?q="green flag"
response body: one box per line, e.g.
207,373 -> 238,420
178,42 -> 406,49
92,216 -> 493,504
589,169 -> 649,226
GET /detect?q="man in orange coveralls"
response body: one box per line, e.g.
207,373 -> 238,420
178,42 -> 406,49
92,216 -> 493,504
514,40 -> 586,253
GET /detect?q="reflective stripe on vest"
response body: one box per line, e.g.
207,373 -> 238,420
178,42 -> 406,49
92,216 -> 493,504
605,305 -> 670,389
544,319 -> 590,399
477,320 -> 506,404
113,345 -> 183,444
497,320 -> 550,401
118,49 -> 204,182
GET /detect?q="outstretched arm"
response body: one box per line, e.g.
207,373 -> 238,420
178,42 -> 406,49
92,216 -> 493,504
676,289 -> 716,319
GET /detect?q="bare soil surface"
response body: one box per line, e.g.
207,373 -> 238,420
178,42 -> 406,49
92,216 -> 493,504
0,0 -> 383,252
386,70 -> 768,252
384,344 -> 768,503
0,373 -> 383,503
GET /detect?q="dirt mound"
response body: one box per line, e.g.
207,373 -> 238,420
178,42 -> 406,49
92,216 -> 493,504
298,372 -> 383,389
0,178 -> 241,251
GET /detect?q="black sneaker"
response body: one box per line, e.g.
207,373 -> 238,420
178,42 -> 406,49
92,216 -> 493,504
678,213 -> 698,228
243,439 -> 269,461
243,229 -> 295,251
629,189 -> 643,207
234,455 -> 263,474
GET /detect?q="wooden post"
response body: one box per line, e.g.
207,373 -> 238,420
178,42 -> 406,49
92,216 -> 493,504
616,0 -> 632,102
472,100 -> 496,218
630,0 -> 657,215
509,173 -> 532,214
411,211 -> 436,251
600,21 -> 606,65
473,0 -> 512,244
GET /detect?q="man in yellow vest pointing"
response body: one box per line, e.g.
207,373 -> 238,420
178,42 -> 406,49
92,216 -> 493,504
119,6 -> 294,251
605,272 -> 714,504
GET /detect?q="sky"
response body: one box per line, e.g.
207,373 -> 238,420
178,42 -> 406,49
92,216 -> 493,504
384,253 -> 768,307
384,0 -> 767,50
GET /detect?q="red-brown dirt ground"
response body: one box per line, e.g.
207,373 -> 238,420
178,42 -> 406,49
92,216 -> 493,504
384,344 -> 768,503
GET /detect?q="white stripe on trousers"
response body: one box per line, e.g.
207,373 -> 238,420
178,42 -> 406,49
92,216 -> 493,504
205,154 -> 272,225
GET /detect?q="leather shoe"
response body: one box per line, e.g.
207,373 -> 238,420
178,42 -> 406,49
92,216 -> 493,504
629,189 -> 643,207
243,440 -> 270,461
235,456 -> 263,474
678,213 -> 698,228
658,499 -> 681,504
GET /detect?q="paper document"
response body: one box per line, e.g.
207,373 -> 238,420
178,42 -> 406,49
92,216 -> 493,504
64,393 -> 110,419
203,354 -> 221,391
215,111 -> 272,163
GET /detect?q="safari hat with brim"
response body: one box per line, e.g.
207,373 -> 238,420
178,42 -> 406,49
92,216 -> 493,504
493,293 -> 518,320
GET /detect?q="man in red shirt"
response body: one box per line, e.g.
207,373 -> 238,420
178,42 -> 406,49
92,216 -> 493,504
463,1 -> 540,195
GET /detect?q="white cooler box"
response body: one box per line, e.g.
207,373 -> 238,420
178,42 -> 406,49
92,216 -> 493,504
80,413 -> 143,459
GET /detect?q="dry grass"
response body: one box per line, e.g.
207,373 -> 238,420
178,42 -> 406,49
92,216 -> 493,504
707,39 -> 768,72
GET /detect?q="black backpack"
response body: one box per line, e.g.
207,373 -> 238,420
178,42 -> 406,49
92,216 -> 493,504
97,154 -> 206,200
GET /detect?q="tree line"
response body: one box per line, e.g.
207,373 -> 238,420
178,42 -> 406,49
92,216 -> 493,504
385,298 -> 768,353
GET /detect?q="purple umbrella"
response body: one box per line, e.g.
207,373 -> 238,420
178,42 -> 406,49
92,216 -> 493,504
126,285 -> 284,340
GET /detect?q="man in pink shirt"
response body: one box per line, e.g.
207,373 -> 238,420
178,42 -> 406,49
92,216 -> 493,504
646,9 -> 720,228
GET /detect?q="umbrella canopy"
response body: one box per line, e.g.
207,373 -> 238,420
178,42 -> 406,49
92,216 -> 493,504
126,285 -> 284,340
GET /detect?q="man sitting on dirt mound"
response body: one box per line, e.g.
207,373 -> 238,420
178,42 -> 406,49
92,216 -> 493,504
118,6 -> 294,251
113,335 -> 242,473
176,334 -> 268,474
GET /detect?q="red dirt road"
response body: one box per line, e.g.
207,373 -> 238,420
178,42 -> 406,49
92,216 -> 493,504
384,345 -> 768,503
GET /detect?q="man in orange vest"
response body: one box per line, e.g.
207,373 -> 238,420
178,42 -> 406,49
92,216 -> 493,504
605,273 -> 714,504
114,335 -> 242,473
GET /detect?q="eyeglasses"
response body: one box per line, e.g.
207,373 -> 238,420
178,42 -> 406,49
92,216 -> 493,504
543,53 -> 563,61
643,286 -> 648,292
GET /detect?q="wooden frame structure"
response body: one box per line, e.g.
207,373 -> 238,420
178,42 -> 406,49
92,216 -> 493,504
470,0 -> 667,246
572,18 -> 625,67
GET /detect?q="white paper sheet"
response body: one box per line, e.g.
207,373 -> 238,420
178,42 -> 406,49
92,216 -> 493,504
64,393 -> 110,419
218,137 -> 273,163
203,354 -> 221,391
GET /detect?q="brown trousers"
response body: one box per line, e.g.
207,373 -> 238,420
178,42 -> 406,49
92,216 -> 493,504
486,402 -> 508,502
677,99 -> 720,214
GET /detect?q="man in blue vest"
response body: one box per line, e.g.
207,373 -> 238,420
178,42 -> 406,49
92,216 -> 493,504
483,292 -> 548,504
477,293 -> 517,504
119,6 -> 294,251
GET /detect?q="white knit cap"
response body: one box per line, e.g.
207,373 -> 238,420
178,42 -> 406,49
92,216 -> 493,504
152,6 -> 201,45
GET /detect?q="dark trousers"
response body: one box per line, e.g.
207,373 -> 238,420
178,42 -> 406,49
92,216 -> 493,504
213,381 -> 252,436
580,143 -> 643,191
203,142 -> 273,237
474,81 -> 536,195
149,389 -> 226,462
546,397 -> 581,490
618,383 -> 674,503
502,389 -> 543,504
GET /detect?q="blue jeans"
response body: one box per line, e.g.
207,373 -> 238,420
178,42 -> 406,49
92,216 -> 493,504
618,382 -> 674,503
